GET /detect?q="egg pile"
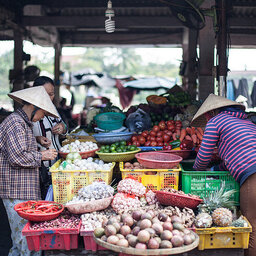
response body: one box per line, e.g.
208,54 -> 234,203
60,140 -> 98,153
57,157 -> 113,171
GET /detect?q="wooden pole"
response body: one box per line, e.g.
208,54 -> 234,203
54,43 -> 61,108
217,0 -> 227,97
182,28 -> 198,100
13,30 -> 24,109
198,0 -> 215,101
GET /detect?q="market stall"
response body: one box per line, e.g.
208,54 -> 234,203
16,89 -> 251,256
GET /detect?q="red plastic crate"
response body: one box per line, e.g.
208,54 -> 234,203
22,221 -> 81,251
80,229 -> 106,251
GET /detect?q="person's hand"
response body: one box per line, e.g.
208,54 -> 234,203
52,123 -> 65,135
36,136 -> 51,148
41,149 -> 58,160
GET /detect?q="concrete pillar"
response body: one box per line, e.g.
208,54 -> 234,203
13,30 -> 24,109
182,28 -> 198,100
54,43 -> 61,108
198,0 -> 215,101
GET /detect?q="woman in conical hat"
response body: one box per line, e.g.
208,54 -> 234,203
192,94 -> 256,256
0,86 -> 59,256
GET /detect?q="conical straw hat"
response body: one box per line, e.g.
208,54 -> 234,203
191,94 -> 245,127
8,86 -> 59,118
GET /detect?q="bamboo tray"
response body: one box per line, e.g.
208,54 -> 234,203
93,232 -> 199,255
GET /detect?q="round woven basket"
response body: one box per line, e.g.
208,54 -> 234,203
96,149 -> 141,162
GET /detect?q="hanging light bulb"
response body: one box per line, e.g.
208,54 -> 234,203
105,0 -> 115,33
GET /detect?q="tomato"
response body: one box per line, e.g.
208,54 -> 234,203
156,131 -> 163,137
145,141 -> 151,146
152,125 -> 160,133
147,135 -> 151,141
138,135 -> 146,145
141,131 -> 148,138
166,121 -> 173,126
175,120 -> 182,126
150,131 -> 156,137
132,141 -> 140,147
156,136 -> 163,142
131,135 -> 137,142
163,134 -> 171,142
166,130 -> 173,136
157,142 -> 164,146
150,136 -> 156,141
159,121 -> 166,131
167,124 -> 175,132
163,129 -> 169,134
150,141 -> 158,147
127,142 -> 132,146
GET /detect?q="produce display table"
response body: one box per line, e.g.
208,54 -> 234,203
45,248 -> 244,256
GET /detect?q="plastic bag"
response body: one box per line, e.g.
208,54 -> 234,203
125,108 -> 151,133
45,185 -> 53,201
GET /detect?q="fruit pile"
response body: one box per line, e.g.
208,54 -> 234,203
128,120 -> 182,147
99,141 -> 138,153
128,120 -> 204,149
94,209 -> 197,249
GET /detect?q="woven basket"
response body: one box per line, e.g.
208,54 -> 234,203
96,149 -> 141,162
156,191 -> 203,209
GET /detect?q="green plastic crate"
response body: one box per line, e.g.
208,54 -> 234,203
181,162 -> 240,205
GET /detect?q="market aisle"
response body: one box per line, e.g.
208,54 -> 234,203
0,199 -> 12,255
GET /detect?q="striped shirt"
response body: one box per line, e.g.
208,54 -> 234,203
0,108 -> 41,200
33,116 -> 62,168
193,107 -> 256,185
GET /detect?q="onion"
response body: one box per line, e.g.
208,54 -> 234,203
132,226 -> 141,236
105,225 -> 117,237
183,229 -> 191,235
160,240 -> 173,248
116,239 -> 129,247
184,235 -> 193,245
120,225 -> 131,237
121,213 -> 131,222
145,228 -> 156,237
148,238 -> 159,249
163,221 -> 173,231
101,235 -> 107,242
116,234 -> 125,240
171,235 -> 184,247
132,210 -> 143,221
140,219 -> 152,229
152,223 -> 163,235
158,212 -> 168,222
123,216 -> 134,227
161,230 -> 173,241
173,222 -> 185,231
172,230 -> 180,236
128,235 -> 138,247
112,222 -> 121,233
141,212 -> 152,221
152,217 -> 161,224
135,243 -> 147,249
137,230 -> 150,243
155,237 -> 161,244
107,235 -> 119,245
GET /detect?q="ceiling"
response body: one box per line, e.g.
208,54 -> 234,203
0,0 -> 256,47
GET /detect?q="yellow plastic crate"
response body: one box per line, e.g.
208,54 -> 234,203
50,160 -> 115,204
196,217 -> 252,250
119,162 -> 181,191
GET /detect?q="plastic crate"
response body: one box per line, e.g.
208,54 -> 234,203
50,160 -> 115,204
22,221 -> 81,251
196,217 -> 252,250
80,230 -> 106,252
181,163 -> 240,205
120,162 -> 181,191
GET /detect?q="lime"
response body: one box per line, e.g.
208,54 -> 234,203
130,145 -> 136,151
117,148 -> 122,153
120,141 -> 126,146
100,146 -> 106,151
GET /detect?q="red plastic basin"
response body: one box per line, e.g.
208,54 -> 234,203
135,152 -> 182,169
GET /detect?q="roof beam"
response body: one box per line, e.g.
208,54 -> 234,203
21,16 -> 183,28
229,17 -> 256,28
230,33 -> 256,47
60,31 -> 182,46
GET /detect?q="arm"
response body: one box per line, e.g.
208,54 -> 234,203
6,126 -> 42,168
193,121 -> 219,170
